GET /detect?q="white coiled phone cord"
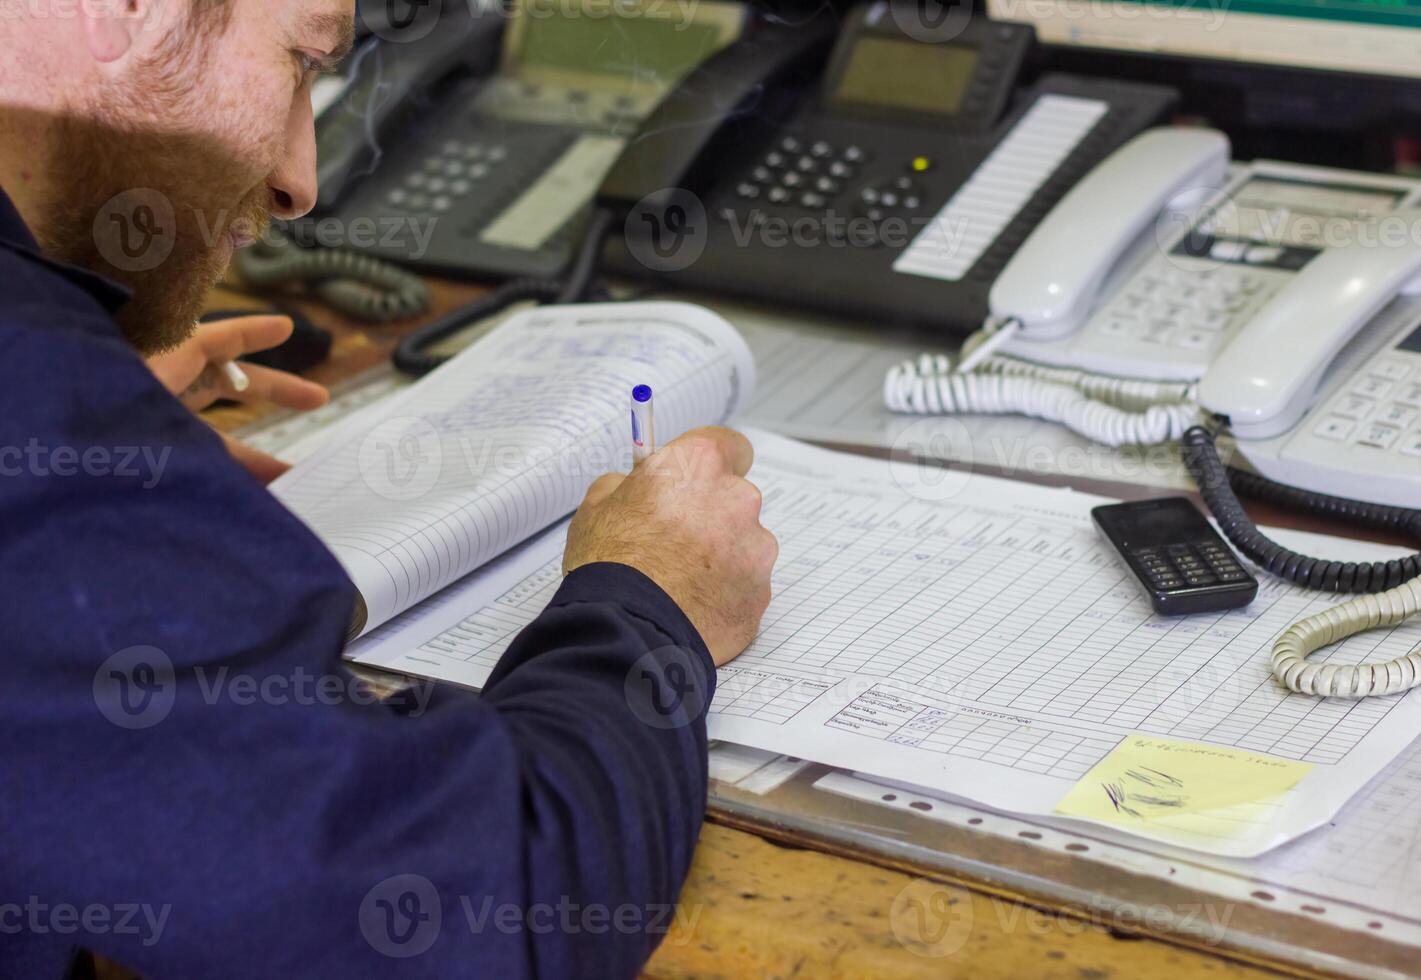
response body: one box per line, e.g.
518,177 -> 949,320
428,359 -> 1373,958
884,352 -> 1202,447
1271,578 -> 1421,697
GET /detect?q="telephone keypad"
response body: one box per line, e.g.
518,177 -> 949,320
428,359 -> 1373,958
1131,541 -> 1247,590
384,140 -> 513,217
1305,344 -> 1421,462
1090,261 -> 1283,354
720,138 -> 930,246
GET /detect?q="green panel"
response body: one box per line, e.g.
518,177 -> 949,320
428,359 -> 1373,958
1133,0 -> 1421,29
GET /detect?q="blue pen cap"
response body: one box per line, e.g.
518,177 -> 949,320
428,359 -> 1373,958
632,384 -> 653,403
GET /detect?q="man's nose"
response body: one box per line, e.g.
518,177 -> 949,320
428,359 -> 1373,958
268,94 -> 319,220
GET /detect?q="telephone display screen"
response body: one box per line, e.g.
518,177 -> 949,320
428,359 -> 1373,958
1202,176 -> 1404,250
830,37 -> 979,116
517,10 -> 728,80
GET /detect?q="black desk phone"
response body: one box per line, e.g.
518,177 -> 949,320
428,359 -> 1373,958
602,1 -> 1178,334
294,0 -> 762,282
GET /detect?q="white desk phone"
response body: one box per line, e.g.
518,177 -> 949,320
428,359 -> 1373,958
883,126 -> 1421,699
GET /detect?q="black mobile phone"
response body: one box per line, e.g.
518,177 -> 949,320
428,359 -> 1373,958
1092,497 -> 1258,616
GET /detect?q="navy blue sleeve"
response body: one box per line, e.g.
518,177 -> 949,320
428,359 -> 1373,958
0,267 -> 715,979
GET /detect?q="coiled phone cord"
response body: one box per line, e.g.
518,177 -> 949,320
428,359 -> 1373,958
1180,426 -> 1421,697
1270,583 -> 1421,697
392,207 -> 619,377
884,352 -> 1201,446
1179,426 -> 1421,593
235,233 -> 431,323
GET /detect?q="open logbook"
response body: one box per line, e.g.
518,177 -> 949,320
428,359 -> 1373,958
271,302 -> 754,637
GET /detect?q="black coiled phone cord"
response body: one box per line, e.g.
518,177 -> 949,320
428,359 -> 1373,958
1180,426 -> 1421,593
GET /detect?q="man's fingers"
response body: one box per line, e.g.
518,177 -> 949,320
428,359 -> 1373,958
670,426 -> 754,478
220,432 -> 291,485
231,363 -> 329,411
582,472 -> 626,508
197,315 -> 295,361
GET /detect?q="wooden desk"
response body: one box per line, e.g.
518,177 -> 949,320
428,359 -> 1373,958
199,279 -> 1293,980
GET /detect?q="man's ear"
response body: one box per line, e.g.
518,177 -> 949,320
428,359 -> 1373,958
81,0 -> 146,64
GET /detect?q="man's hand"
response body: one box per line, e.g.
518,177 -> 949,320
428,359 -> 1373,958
563,427 -> 777,667
146,316 -> 329,483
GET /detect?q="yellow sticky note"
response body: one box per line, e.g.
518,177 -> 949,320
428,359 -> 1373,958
1054,735 -> 1313,836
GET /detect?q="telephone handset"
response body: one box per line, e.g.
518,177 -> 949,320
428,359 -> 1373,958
595,21 -> 838,214
990,128 -> 1231,340
1200,224 -> 1421,440
1178,221 -> 1421,521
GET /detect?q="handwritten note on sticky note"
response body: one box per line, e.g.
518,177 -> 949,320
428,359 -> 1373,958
1054,735 -> 1314,840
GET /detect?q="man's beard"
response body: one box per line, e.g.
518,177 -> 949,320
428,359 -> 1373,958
35,51 -> 271,354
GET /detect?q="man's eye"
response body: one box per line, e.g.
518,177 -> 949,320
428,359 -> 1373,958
294,51 -> 336,78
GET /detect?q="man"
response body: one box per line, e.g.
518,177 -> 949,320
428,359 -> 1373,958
0,1 -> 776,976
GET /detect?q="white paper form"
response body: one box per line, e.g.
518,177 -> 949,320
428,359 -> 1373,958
345,430 -> 1421,857
272,302 -> 754,634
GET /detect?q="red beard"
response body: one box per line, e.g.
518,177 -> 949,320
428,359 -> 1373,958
37,115 -> 272,355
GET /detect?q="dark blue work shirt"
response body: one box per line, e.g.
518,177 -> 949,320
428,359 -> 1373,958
0,189 -> 715,979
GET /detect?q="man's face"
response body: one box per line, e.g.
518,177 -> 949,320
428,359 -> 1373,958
37,0 -> 353,354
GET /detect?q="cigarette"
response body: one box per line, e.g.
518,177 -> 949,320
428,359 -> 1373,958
222,361 -> 250,394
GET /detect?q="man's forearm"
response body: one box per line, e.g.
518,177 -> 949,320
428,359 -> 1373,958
477,562 -> 716,976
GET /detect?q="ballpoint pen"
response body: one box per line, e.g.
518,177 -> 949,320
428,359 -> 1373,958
631,384 -> 654,464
